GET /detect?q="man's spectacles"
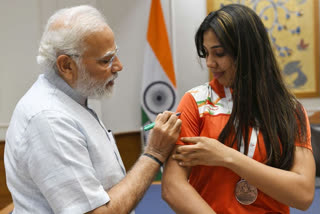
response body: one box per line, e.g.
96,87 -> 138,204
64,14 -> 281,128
103,47 -> 119,69
67,46 -> 119,69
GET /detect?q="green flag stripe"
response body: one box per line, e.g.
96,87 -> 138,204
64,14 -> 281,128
141,108 -> 151,125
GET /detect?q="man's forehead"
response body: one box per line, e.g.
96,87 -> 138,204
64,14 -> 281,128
83,27 -> 116,56
86,27 -> 114,43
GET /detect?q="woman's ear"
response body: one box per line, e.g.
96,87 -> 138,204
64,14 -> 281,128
56,55 -> 78,87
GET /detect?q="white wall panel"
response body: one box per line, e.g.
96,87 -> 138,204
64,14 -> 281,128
0,0 -> 41,140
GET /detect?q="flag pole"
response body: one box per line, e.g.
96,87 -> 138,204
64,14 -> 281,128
169,0 -> 177,90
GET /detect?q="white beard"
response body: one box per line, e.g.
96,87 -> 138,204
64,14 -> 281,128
74,62 -> 118,98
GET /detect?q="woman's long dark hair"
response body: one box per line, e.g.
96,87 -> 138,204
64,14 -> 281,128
195,4 -> 307,170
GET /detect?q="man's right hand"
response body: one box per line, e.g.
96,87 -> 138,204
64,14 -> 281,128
144,111 -> 182,163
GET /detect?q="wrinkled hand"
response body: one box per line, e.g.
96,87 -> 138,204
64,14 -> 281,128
172,137 -> 233,167
145,111 -> 182,163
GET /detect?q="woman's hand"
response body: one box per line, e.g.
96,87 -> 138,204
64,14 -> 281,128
172,136 -> 234,167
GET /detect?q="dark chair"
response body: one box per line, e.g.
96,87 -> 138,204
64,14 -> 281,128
309,111 -> 320,178
310,124 -> 320,177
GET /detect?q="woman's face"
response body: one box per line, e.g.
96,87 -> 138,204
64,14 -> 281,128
203,30 -> 235,87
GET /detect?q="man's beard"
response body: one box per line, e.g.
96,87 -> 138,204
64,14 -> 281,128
74,62 -> 118,98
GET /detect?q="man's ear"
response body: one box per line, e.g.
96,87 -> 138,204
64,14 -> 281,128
56,55 -> 78,87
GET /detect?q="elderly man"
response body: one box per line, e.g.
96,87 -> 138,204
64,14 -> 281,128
4,5 -> 181,214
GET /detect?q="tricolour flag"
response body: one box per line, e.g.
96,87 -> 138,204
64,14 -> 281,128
141,0 -> 177,146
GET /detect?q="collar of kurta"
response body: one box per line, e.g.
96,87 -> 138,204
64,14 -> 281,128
44,70 -> 87,107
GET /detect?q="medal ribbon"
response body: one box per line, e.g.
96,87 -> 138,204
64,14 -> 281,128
224,87 -> 259,157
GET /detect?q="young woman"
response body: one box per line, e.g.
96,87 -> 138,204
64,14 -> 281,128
162,4 -> 315,214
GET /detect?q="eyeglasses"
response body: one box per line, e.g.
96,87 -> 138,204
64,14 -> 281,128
67,46 -> 119,69
104,47 -> 119,69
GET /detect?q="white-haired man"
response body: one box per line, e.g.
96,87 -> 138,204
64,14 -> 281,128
4,5 -> 181,214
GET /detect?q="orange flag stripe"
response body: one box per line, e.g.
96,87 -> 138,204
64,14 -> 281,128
147,0 -> 176,87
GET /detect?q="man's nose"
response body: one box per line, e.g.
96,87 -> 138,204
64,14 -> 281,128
112,56 -> 123,72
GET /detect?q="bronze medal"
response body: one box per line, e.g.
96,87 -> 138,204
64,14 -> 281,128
235,179 -> 258,205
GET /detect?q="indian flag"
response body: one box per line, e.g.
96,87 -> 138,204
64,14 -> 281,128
141,0 -> 177,148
